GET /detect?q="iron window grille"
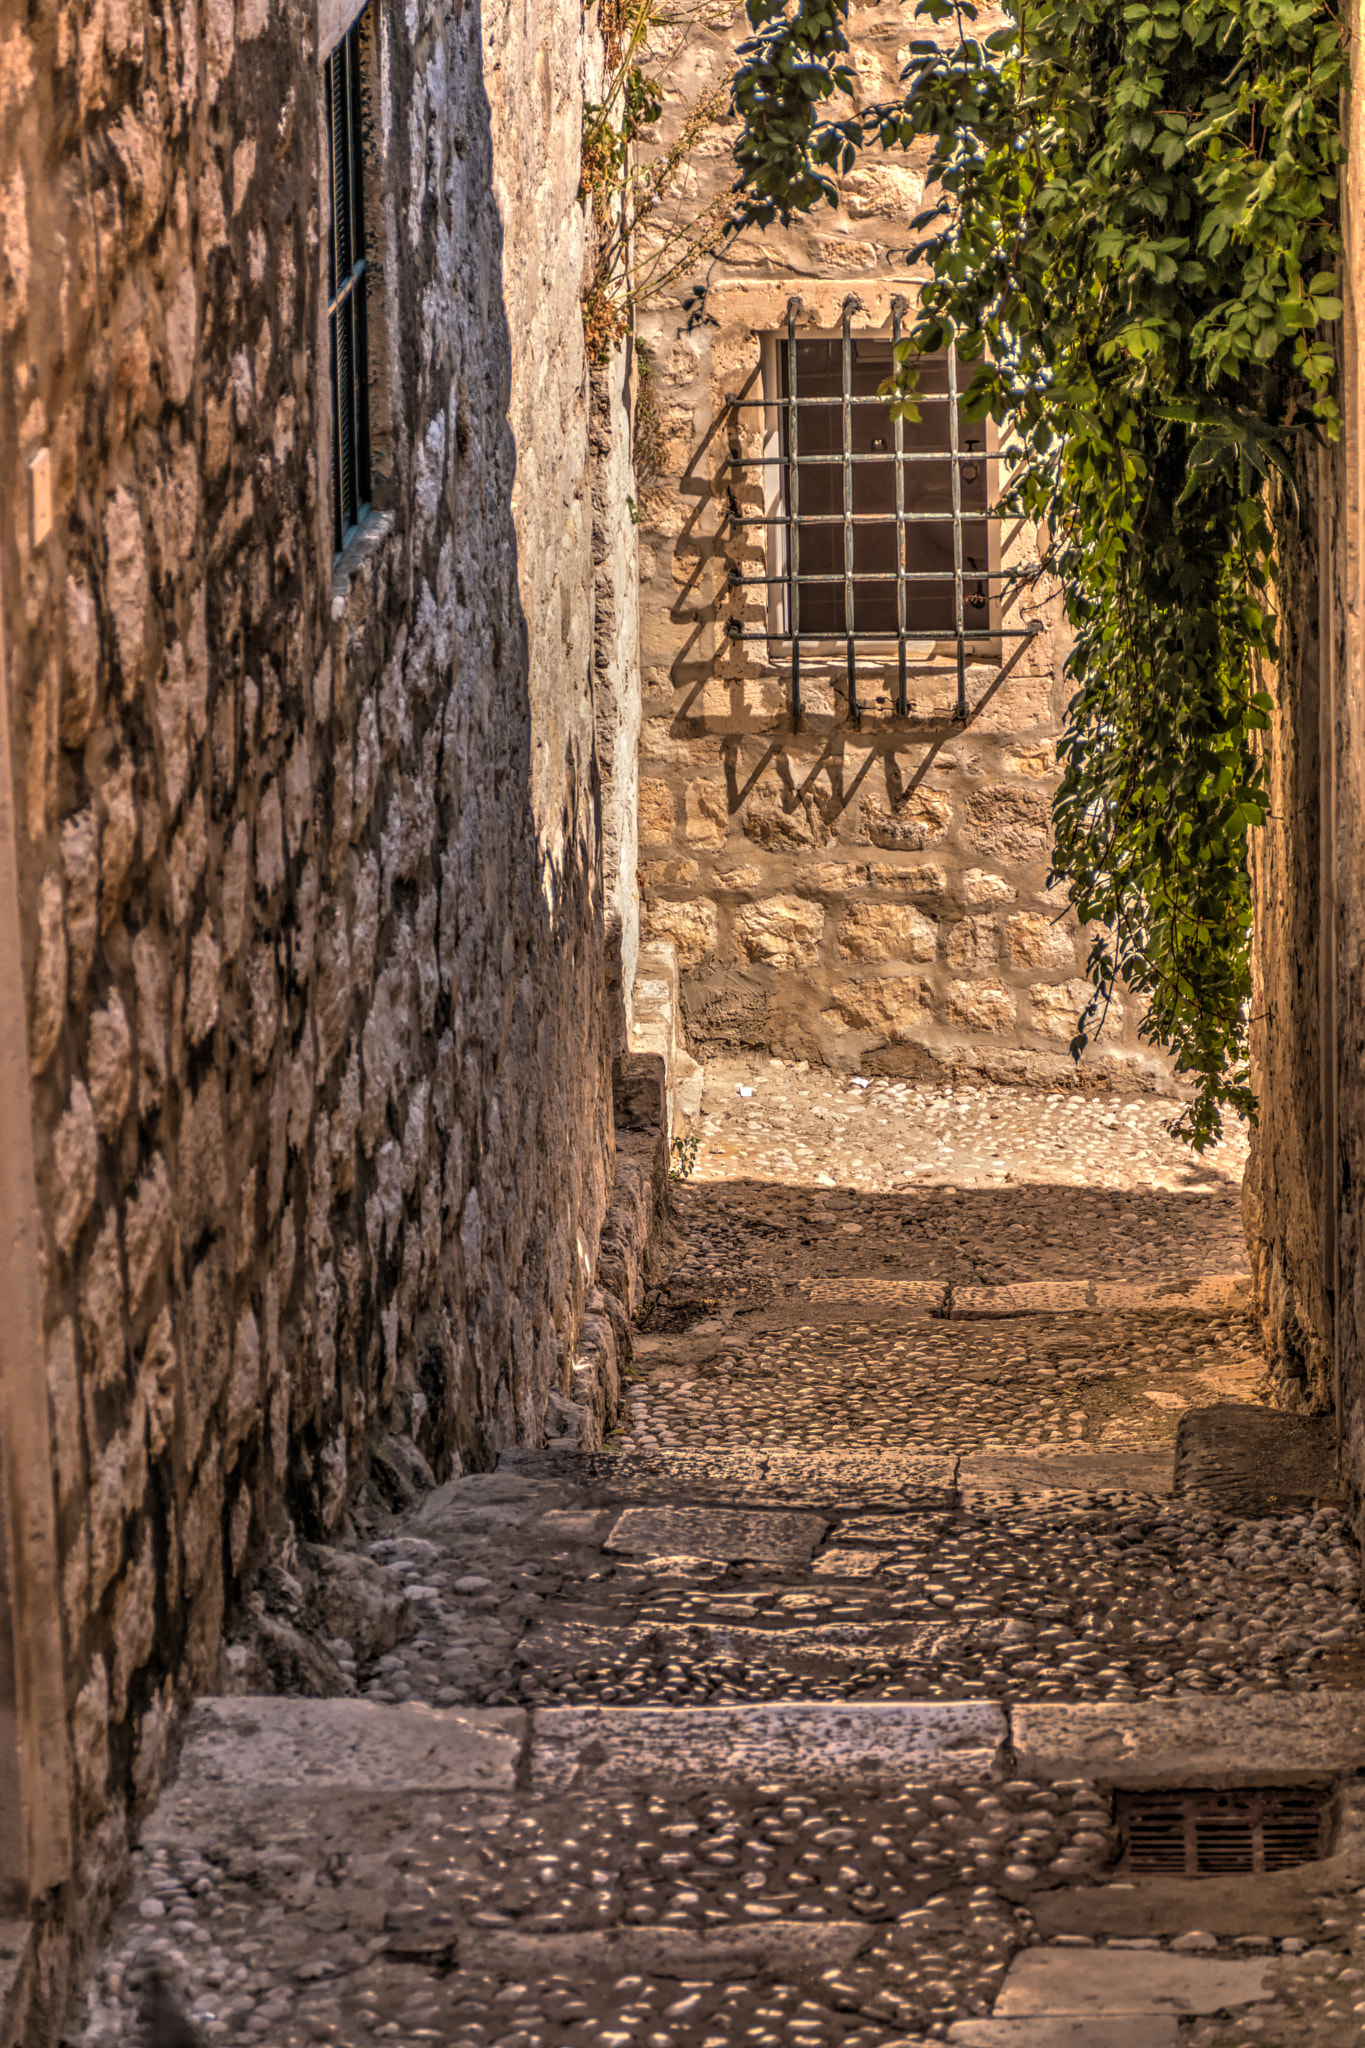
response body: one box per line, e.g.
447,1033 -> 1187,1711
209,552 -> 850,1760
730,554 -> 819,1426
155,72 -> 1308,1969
326,7 -> 373,553
726,295 -> 1041,725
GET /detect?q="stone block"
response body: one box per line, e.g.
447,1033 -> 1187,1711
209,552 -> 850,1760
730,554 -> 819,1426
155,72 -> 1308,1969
946,980 -> 1016,1032
53,1080 -> 98,1255
642,897 -> 718,967
946,915 -> 999,971
185,921 -> 223,1043
859,789 -> 952,850
1013,1693 -> 1365,1784
479,1924 -> 872,1981
867,862 -> 948,898
962,868 -> 1016,904
714,862 -> 766,892
639,856 -> 700,888
62,808 -> 99,998
604,1506 -> 827,1562
736,896 -> 824,968
124,1152 -> 174,1312
1173,1402 -> 1340,1514
742,792 -> 822,850
964,785 -> 1051,859
1030,978 -> 1104,1039
159,1699 -> 526,1803
532,1700 -> 1006,1792
836,902 -> 937,963
30,873 -> 65,1073
642,782 -> 679,847
824,976 -> 934,1041
298,1544 -> 414,1660
1003,741 -> 1056,776
1006,912 -> 1076,971
948,2024 -> 1177,2047
683,783 -> 729,846
993,1949 -> 1271,2018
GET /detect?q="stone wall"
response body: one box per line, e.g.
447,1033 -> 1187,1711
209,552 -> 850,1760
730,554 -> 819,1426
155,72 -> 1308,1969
1244,0 -> 1365,1555
632,4 -> 1165,1090
0,0 -> 633,2034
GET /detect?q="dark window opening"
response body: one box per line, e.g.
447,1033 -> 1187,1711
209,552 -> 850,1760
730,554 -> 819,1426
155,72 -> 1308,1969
326,8 -> 373,553
776,338 -> 992,641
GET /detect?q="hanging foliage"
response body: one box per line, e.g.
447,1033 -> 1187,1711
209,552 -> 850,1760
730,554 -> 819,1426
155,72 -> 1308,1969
730,0 -> 1345,1145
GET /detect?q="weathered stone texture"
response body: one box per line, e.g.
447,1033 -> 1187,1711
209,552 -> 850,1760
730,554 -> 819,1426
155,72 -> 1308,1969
630,8 -> 1161,1090
1244,455 -> 1333,1416
0,0 -> 636,2029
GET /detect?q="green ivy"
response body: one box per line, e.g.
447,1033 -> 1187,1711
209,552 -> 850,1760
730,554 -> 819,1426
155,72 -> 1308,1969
730,0 -> 1345,1146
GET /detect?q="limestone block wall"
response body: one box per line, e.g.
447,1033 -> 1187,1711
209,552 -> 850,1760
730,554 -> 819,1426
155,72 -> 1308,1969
633,5 -> 1162,1088
0,0 -> 630,2029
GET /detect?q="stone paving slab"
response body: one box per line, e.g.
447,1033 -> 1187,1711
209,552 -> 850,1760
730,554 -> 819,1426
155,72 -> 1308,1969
799,1276 -> 1249,1319
530,1699 -> 1007,1790
1013,1694 -> 1365,1784
517,1616 -> 1010,1671
947,2022 -> 1179,2047
993,1947 -> 1272,2015
476,1922 -> 877,1976
1174,1402 -> 1343,1515
151,1698 -> 526,1804
498,1444 -> 960,1504
957,1453 -> 1172,1496
951,1276 -> 1249,1319
604,1505 -> 828,1561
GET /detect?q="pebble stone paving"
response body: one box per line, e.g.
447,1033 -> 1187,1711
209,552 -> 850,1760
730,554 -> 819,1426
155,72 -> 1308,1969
79,1063 -> 1365,2047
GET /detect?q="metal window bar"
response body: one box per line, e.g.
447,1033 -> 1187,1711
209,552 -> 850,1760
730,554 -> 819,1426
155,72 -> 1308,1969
326,11 -> 372,554
892,294 -> 908,717
786,298 -> 802,721
842,296 -> 859,722
728,304 -> 1038,725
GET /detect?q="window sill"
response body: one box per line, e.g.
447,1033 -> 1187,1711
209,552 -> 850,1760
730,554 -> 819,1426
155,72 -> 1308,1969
330,506 -> 396,617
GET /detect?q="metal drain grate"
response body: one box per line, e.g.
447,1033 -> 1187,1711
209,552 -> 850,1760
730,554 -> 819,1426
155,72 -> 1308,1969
1118,1786 -> 1334,1876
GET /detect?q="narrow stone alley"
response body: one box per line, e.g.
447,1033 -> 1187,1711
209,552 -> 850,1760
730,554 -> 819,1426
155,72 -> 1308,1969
79,1070 -> 1365,2048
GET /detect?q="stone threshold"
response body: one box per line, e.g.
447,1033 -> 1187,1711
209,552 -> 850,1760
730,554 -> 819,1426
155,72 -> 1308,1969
151,1689 -> 1365,1815
800,1274 -> 1249,1319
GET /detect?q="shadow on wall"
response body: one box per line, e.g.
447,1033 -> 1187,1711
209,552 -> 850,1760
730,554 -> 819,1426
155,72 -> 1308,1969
0,0 -> 616,2032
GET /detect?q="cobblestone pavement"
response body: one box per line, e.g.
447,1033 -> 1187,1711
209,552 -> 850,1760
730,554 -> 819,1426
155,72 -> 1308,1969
80,1067 -> 1365,2048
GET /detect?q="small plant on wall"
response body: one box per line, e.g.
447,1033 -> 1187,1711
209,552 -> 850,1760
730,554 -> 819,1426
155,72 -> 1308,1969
581,0 -> 738,364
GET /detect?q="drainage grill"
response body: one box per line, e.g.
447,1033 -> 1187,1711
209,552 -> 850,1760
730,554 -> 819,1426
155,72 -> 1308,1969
1118,1786 -> 1333,1877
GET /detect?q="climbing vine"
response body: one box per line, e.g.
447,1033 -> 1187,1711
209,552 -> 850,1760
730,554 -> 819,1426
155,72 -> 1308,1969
581,0 -> 737,363
730,0 -> 1345,1146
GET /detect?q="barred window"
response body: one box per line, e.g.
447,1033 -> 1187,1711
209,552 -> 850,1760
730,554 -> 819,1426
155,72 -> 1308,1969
326,7 -> 373,552
730,297 -> 1039,723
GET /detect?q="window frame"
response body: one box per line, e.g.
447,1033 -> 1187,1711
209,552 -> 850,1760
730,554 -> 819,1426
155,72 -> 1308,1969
324,4 -> 374,556
725,297 -> 1054,723
759,304 -> 1002,676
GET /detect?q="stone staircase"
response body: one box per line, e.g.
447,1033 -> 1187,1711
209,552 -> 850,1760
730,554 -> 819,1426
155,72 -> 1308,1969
76,1076 -> 1365,2048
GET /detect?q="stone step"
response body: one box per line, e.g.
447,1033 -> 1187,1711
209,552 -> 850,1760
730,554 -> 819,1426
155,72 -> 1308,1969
152,1696 -> 1009,1818
532,1699 -> 1006,1791
948,2024 -> 1178,2047
489,1445 -> 959,1507
1011,1692 -> 1365,1784
797,1275 -> 1249,1318
992,1946 -> 1273,2016
514,1614 -> 1012,1676
170,1693 -> 1365,1819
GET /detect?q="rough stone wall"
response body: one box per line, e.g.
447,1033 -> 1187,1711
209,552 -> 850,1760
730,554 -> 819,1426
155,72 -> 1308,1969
1245,0 -> 1365,1554
632,4 -> 1164,1089
0,0 -> 626,2030
1243,455 -> 1332,1417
